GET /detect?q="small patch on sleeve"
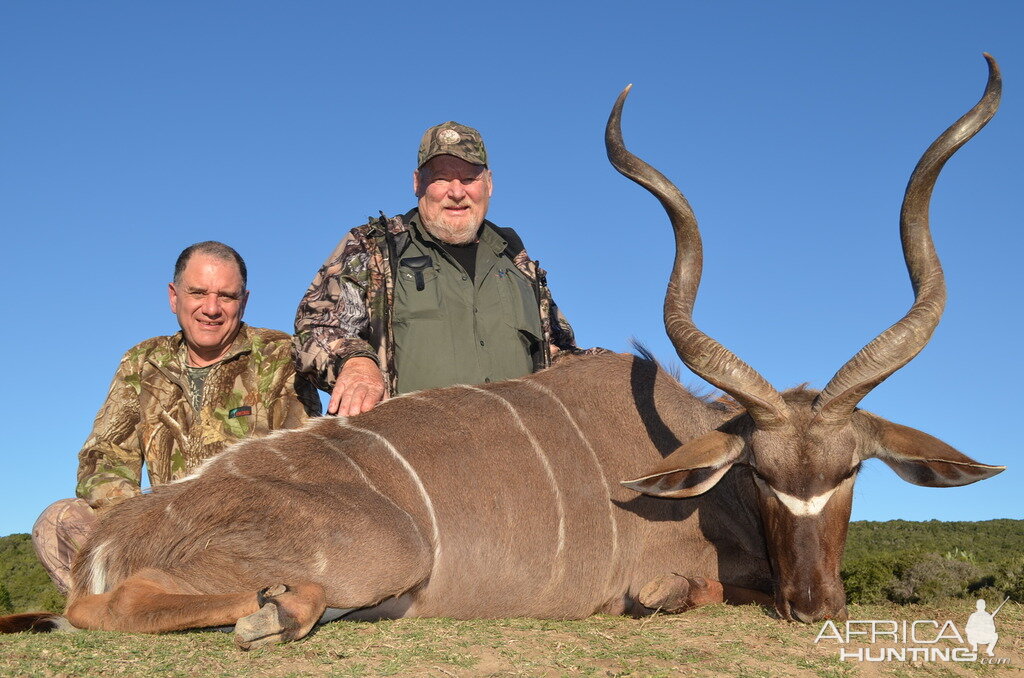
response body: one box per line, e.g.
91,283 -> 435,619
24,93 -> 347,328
229,406 -> 253,419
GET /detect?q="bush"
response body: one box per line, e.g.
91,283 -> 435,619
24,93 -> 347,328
0,582 -> 13,613
841,555 -> 897,604
990,557 -> 1024,603
0,533 -> 65,613
887,553 -> 981,604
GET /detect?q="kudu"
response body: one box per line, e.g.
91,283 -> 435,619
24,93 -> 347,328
4,56 -> 1003,647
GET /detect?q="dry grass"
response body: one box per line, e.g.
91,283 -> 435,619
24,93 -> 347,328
1,601 -> 1021,677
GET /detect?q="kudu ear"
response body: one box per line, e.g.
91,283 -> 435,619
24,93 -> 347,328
865,417 -> 1005,487
621,431 -> 746,498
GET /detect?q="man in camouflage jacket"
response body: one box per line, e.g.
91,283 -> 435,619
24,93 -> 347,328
75,324 -> 321,507
294,121 -> 590,415
34,241 -> 321,594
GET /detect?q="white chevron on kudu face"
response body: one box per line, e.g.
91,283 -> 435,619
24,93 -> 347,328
759,475 -> 855,517
771,486 -> 838,516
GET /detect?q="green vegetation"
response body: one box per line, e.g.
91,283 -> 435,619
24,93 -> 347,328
841,520 -> 1024,606
1,519 -> 1020,615
0,533 -> 64,614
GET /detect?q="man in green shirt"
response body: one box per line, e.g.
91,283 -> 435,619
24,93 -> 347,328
34,241 -> 321,593
295,122 -> 593,415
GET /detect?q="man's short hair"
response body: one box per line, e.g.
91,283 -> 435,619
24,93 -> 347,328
173,241 -> 248,289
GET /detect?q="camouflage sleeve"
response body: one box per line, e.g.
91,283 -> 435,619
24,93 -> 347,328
75,352 -> 145,509
285,374 -> 324,425
545,287 -> 579,354
293,229 -> 381,392
529,256 -> 580,355
248,332 -> 324,429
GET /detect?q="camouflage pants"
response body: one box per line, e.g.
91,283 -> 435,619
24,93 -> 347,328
32,498 -> 98,596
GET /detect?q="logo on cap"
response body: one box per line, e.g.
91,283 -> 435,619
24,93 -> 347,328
438,129 -> 461,145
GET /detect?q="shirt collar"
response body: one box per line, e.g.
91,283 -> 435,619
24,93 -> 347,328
174,323 -> 253,367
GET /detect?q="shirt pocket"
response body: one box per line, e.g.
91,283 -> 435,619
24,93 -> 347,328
395,262 -> 443,321
497,266 -> 543,343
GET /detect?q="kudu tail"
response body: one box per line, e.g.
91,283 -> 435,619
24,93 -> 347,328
0,612 -> 75,634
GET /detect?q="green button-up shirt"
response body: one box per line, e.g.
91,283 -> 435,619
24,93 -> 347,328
392,216 -> 544,394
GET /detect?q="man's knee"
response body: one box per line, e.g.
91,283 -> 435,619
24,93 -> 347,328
32,498 -> 97,595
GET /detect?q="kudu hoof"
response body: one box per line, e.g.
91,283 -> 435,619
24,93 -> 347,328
234,585 -> 301,650
639,575 -> 724,613
639,574 -> 692,613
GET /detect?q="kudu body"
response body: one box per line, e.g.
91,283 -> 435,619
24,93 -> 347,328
4,57 -> 1004,647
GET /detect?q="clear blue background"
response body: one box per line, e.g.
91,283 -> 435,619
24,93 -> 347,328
1,1 -> 1020,536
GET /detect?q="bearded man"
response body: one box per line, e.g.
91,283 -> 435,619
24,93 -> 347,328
294,122 -> 587,416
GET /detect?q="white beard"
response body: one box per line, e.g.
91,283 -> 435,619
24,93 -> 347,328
421,212 -> 482,245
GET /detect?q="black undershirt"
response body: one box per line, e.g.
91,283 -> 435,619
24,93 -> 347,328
435,240 -> 479,282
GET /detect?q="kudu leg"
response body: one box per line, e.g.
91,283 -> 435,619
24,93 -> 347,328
64,567 -> 326,648
65,568 -> 262,633
638,574 -> 772,614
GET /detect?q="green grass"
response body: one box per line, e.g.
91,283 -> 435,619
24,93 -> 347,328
3,601 -> 1020,677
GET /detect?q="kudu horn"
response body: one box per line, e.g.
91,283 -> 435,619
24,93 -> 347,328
605,84 -> 791,430
813,54 -> 1001,420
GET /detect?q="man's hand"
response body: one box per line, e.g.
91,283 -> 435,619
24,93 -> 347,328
329,356 -> 386,416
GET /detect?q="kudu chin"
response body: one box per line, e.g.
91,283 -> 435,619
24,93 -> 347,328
3,56 -> 1004,645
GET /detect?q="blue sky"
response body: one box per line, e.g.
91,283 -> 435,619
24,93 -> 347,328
1,1 -> 1020,536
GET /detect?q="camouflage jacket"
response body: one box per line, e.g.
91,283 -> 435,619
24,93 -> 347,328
76,325 -> 322,508
293,209 -> 584,395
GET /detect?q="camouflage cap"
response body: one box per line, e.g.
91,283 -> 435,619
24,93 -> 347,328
418,121 -> 488,168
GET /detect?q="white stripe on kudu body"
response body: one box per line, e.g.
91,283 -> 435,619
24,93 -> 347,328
464,386 -> 568,566
521,380 -> 620,588
310,432 -> 381,492
264,442 -> 298,475
342,424 -> 443,566
308,431 -> 427,549
87,542 -> 109,595
173,453 -> 222,484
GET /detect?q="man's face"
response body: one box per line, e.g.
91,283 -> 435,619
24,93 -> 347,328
168,253 -> 248,366
414,155 -> 493,244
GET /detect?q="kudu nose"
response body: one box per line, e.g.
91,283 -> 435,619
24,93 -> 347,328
784,598 -> 848,624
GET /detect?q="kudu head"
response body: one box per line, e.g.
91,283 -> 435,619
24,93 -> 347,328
615,55 -> 1005,623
